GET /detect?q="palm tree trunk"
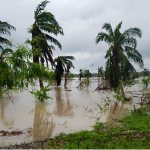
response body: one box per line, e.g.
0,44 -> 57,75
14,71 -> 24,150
64,69 -> 69,87
120,80 -> 125,97
113,50 -> 119,89
39,78 -> 44,89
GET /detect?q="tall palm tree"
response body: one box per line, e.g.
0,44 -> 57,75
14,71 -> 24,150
28,0 -> 64,66
28,0 -> 64,89
0,20 -> 16,51
96,22 -> 143,88
54,56 -> 75,86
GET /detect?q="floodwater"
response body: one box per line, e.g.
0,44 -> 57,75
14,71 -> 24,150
0,77 -> 148,147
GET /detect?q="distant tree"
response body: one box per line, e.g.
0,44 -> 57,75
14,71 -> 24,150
142,68 -> 149,77
98,67 -> 104,79
84,69 -> 92,79
96,22 -> 143,88
79,69 -> 83,81
54,56 -> 75,86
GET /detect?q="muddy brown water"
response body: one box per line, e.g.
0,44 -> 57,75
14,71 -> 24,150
0,78 -> 148,147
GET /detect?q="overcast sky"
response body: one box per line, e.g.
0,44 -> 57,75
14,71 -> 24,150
0,0 -> 150,73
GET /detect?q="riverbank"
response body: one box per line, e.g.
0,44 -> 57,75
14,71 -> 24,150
1,105 -> 150,149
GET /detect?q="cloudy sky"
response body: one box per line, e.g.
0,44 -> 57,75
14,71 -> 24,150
0,0 -> 150,73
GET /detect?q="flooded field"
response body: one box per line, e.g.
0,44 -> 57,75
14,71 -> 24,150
0,78 -> 148,147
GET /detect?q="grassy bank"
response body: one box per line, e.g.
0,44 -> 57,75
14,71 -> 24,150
1,105 -> 150,149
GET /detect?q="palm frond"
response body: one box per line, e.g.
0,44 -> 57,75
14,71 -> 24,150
123,37 -> 137,48
125,46 -> 143,68
1,48 -> 13,55
34,0 -> 49,18
59,56 -> 75,61
123,27 -> 142,38
39,24 -> 59,35
0,21 -> 16,35
59,56 -> 75,68
45,34 -> 62,49
36,11 -> 58,24
114,21 -> 122,36
0,36 -> 12,45
105,47 -> 113,59
102,22 -> 114,37
96,32 -> 113,44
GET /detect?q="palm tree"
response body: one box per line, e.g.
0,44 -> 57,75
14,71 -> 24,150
96,22 -> 143,88
79,69 -> 83,81
0,20 -> 16,51
98,67 -> 104,79
28,0 -> 64,66
54,56 -> 75,86
142,68 -> 149,77
28,0 -> 63,89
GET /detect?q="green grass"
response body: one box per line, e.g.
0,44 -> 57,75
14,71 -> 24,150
45,106 -> 150,149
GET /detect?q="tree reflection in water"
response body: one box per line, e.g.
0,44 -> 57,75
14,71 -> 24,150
54,87 -> 74,118
0,99 -> 14,127
106,102 -> 129,122
32,102 -> 55,141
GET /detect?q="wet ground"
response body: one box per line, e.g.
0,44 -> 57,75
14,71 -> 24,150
0,78 -> 148,147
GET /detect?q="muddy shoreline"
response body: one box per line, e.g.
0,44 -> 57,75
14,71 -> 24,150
0,138 -> 51,149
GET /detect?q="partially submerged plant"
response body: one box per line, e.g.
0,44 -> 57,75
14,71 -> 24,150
30,85 -> 51,102
141,77 -> 150,87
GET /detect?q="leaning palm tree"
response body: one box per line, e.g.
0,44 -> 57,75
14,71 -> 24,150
28,0 -> 63,89
54,56 -> 75,86
28,0 -> 64,66
96,22 -> 143,88
0,20 -> 16,51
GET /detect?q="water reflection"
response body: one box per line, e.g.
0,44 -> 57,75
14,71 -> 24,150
106,102 -> 130,122
54,87 -> 74,117
0,78 -> 144,147
32,102 -> 55,141
0,100 -> 14,127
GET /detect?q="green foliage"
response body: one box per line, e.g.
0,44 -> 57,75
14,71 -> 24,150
114,86 -> 131,102
0,20 -> 16,49
54,56 -> 75,86
0,44 -> 54,101
123,80 -> 135,87
141,77 -> 150,87
29,0 -> 64,66
96,22 -> 143,88
98,66 -> 104,78
67,73 -> 73,79
79,69 -> 92,79
142,68 -> 149,77
30,85 -> 51,102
